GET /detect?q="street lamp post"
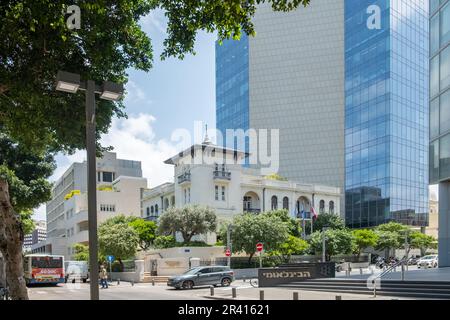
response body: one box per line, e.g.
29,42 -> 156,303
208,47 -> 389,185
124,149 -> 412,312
55,71 -> 123,300
322,227 -> 329,263
227,224 -> 233,267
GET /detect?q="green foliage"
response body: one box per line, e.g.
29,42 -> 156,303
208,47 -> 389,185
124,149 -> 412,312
154,235 -> 176,249
307,213 -> 345,233
128,218 -> 157,251
352,229 -> 378,257
229,212 -> 290,262
374,230 -> 400,252
158,205 -> 217,243
98,218 -> 139,260
268,235 -> 309,263
309,229 -> 355,261
265,210 -> 302,237
409,232 -> 437,252
0,134 -> 55,213
19,210 -> 35,235
72,243 -> 89,262
0,0 -> 309,153
376,222 -> 409,234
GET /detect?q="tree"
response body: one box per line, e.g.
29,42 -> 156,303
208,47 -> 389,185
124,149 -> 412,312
158,205 -> 217,243
0,0 -> 309,299
352,229 -> 378,258
309,229 -> 354,261
265,209 -> 302,237
230,212 -> 290,264
306,213 -> 345,234
98,220 -> 139,261
0,134 -> 54,300
409,232 -> 437,256
20,210 -> 36,236
154,235 -> 176,249
269,235 -> 309,263
72,244 -> 89,262
128,218 -> 157,251
374,230 -> 400,257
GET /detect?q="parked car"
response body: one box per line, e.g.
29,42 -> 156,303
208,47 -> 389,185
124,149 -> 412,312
167,266 -> 234,290
64,261 -> 89,283
407,255 -> 421,265
417,255 -> 438,269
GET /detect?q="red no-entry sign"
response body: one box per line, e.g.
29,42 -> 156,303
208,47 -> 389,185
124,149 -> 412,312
225,249 -> 231,257
256,243 -> 263,252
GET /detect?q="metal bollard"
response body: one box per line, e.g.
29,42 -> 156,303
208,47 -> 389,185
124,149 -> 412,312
243,276 -> 246,282
360,268 -> 363,275
232,287 -> 237,298
210,286 -> 214,296
152,279 -> 155,286
131,280 -> 134,286
335,295 -> 342,300
260,290 -> 264,300
293,292 -> 299,300
117,278 -> 120,286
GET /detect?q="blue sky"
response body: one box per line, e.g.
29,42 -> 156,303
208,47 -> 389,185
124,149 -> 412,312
33,10 -> 217,220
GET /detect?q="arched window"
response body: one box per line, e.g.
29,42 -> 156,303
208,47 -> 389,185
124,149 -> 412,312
319,200 -> 325,214
155,204 -> 159,214
271,196 -> 278,210
329,201 -> 335,214
283,197 -> 289,210
151,206 -> 154,214
146,207 -> 150,216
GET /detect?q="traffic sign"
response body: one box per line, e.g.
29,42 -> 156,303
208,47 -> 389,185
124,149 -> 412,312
225,249 -> 231,257
107,255 -> 115,263
256,243 -> 263,252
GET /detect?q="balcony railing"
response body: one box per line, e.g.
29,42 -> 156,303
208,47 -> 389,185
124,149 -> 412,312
177,172 -> 191,184
213,170 -> 231,180
244,208 -> 261,214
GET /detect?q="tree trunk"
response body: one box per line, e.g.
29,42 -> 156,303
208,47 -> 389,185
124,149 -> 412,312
0,179 -> 29,300
248,253 -> 254,266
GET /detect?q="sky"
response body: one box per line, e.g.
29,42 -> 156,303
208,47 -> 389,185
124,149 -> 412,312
32,9 -> 439,221
33,10 -> 217,220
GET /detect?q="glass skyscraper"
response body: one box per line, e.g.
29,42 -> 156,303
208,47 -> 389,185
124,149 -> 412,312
429,0 -> 450,266
345,0 -> 429,228
215,0 -> 429,228
215,33 -> 249,151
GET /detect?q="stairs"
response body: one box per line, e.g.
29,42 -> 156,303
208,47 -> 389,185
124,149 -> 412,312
277,279 -> 450,299
143,273 -> 170,284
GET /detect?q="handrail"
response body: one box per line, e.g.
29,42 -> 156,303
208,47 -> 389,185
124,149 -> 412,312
371,256 -> 408,297
373,256 -> 407,281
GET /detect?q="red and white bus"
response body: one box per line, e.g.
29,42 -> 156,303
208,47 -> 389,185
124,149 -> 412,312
24,254 -> 65,285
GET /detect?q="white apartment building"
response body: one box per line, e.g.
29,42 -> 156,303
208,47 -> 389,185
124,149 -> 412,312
44,152 -> 147,259
141,139 -> 341,243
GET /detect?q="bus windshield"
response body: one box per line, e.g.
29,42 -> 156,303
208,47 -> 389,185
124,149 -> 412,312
31,256 -> 63,268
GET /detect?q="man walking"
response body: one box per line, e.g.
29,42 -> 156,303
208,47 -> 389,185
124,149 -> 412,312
99,265 -> 109,289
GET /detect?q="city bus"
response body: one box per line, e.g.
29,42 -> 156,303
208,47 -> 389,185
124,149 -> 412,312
23,254 -> 65,285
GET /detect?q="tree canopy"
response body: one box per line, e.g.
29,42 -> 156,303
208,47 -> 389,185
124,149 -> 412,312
307,213 -> 345,233
128,218 -> 157,251
352,229 -> 378,257
158,205 -> 217,243
309,229 -> 354,261
98,218 -> 139,260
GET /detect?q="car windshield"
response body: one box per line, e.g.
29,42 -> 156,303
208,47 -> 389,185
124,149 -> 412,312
422,256 -> 436,260
183,268 -> 202,275
31,256 -> 63,268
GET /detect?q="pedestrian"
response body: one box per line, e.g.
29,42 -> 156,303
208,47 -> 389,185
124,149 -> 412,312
99,265 -> 109,289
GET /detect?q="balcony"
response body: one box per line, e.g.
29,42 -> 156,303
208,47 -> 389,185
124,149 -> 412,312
177,172 -> 191,185
213,170 -> 231,181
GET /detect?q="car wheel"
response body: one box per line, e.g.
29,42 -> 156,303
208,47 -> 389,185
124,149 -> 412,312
221,278 -> 232,287
182,281 -> 194,290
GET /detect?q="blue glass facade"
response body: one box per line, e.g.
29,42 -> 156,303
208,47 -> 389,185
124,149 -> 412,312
215,34 -> 249,152
345,0 -> 429,228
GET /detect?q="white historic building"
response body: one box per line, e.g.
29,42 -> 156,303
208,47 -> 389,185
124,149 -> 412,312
141,139 -> 341,241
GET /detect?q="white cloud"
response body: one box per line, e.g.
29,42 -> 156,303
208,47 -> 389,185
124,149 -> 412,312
140,9 -> 167,34
125,80 -> 152,105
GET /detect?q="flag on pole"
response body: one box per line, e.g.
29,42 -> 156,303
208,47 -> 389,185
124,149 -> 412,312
311,206 -> 318,220
301,210 -> 305,219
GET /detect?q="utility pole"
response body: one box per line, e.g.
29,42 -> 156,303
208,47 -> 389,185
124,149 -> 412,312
322,227 -> 329,263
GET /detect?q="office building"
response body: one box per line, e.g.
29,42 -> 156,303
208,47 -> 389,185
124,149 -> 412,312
429,0 -> 450,266
216,0 -> 429,228
23,220 -> 46,252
